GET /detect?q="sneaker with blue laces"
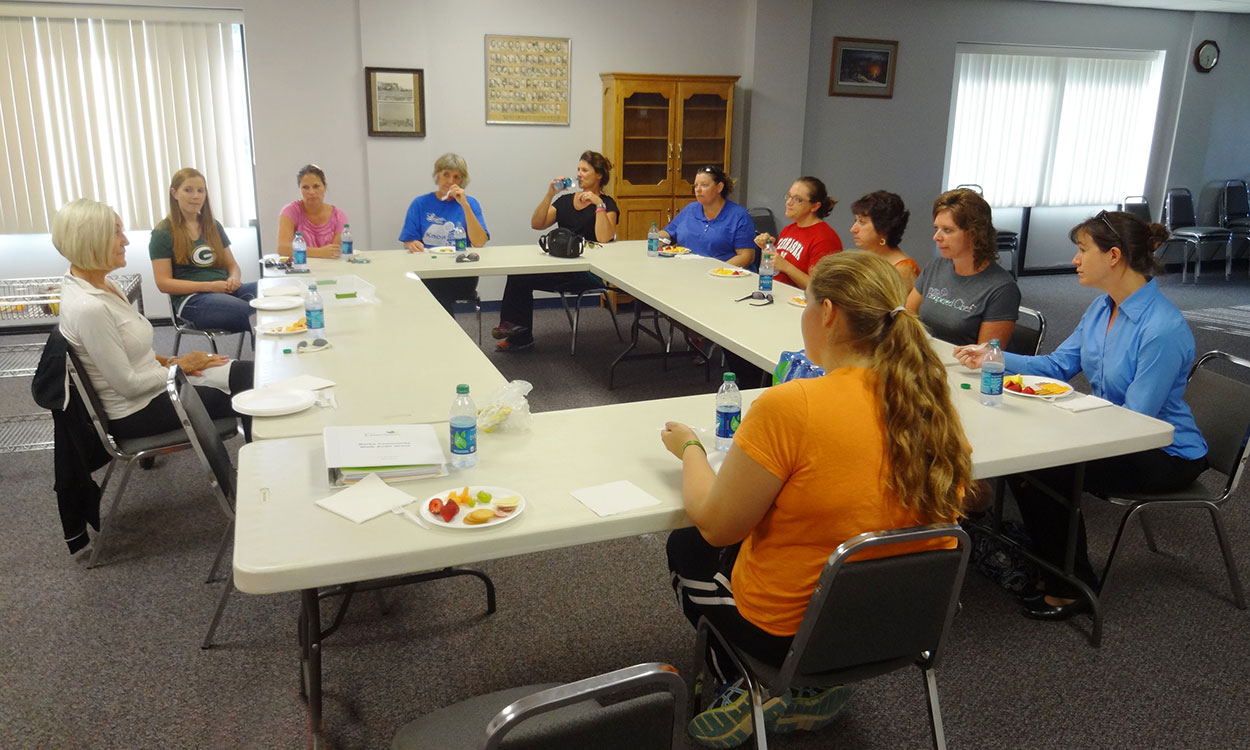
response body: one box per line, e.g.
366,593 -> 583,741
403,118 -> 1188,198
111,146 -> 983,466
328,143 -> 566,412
769,684 -> 855,734
687,678 -> 791,748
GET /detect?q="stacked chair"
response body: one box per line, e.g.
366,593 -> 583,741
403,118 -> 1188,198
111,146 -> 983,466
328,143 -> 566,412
1217,179 -> 1250,277
1160,187 -> 1233,282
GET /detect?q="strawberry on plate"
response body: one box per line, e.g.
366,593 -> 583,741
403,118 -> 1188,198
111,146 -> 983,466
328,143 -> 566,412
439,499 -> 460,523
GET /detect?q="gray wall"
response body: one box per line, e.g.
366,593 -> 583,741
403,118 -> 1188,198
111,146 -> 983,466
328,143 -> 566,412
802,0 -> 1247,271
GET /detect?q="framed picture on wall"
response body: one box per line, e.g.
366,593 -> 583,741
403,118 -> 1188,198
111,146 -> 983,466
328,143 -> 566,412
365,67 -> 425,137
829,37 -> 898,99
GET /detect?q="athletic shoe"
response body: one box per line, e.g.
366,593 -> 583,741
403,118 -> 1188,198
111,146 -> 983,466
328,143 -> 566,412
494,335 -> 533,352
687,678 -> 790,748
491,322 -> 528,340
769,684 -> 854,734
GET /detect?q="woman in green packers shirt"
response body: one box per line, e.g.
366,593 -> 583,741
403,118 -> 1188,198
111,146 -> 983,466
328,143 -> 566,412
149,167 -> 257,333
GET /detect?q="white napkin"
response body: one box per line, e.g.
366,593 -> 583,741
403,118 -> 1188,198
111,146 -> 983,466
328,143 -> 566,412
316,473 -> 414,523
571,480 -> 662,518
1052,394 -> 1113,412
269,374 -> 336,391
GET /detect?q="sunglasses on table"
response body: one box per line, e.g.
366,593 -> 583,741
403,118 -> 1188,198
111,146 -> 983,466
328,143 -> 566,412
735,291 -> 774,306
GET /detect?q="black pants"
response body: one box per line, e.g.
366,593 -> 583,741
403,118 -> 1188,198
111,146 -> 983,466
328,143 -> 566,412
1007,448 -> 1207,598
666,527 -> 793,683
110,360 -> 254,442
424,277 -> 479,317
498,271 -> 603,331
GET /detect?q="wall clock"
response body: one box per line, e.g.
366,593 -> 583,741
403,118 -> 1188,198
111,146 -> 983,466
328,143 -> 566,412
1194,40 -> 1219,73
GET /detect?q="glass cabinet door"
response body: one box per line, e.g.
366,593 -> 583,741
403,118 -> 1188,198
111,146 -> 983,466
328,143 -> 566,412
619,85 -> 674,194
675,84 -> 731,195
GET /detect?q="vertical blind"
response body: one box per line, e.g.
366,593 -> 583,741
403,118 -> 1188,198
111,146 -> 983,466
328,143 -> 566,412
946,46 -> 1165,207
0,9 -> 255,234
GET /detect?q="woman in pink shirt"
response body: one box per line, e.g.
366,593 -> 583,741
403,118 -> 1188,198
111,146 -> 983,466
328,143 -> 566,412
277,164 -> 349,259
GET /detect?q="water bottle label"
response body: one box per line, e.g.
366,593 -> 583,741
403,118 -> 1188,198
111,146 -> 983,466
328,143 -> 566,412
451,423 -> 477,455
647,238 -> 659,254
293,249 -> 306,265
306,308 -> 324,330
758,274 -> 773,292
715,408 -> 741,439
980,370 -> 1003,396
341,240 -> 352,255
454,235 -> 468,252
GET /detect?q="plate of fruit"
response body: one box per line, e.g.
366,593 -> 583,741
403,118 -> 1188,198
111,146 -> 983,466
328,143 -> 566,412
419,485 -> 525,529
708,267 -> 751,278
1003,374 -> 1073,399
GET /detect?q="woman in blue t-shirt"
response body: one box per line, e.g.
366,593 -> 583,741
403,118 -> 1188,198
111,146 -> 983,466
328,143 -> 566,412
399,152 -> 490,316
659,166 -> 755,267
955,211 -> 1208,621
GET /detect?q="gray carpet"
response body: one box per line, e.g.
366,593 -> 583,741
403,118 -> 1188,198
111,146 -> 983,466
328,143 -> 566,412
2,265 -> 1249,749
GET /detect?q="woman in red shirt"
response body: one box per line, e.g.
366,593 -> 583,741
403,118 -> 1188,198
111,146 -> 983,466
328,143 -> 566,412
753,176 -> 842,289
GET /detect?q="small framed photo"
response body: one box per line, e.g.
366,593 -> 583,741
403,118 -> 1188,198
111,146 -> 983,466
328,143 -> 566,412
829,37 -> 898,99
365,67 -> 425,137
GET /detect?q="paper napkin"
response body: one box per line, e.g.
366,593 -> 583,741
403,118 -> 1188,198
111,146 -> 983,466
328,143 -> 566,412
571,480 -> 662,518
1052,394 -> 1113,412
316,472 -> 415,523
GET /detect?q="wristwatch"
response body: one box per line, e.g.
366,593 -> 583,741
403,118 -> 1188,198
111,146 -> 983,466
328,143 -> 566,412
596,203 -> 606,211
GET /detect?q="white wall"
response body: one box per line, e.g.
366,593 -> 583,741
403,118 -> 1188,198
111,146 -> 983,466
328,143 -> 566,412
801,0 -> 1241,270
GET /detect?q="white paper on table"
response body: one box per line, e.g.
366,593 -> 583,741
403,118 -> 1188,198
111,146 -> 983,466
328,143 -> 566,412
316,472 -> 416,523
1051,394 -> 1113,412
324,423 -> 447,469
571,480 -> 662,518
269,374 -> 336,391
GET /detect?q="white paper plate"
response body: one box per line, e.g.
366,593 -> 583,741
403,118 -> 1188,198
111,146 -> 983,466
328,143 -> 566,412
419,485 -> 526,529
258,320 -> 308,335
786,295 -> 806,308
231,388 -> 316,417
658,247 -> 692,257
426,245 -> 457,254
1004,375 -> 1075,399
250,297 -> 303,311
708,267 -> 752,278
264,285 -> 305,296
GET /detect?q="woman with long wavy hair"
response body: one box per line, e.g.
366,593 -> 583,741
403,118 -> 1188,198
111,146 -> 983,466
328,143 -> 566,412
661,251 -> 972,747
149,167 -> 256,333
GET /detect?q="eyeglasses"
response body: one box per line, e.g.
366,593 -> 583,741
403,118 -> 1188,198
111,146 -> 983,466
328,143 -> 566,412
454,252 -> 480,263
1095,210 -> 1123,248
735,291 -> 774,306
783,194 -> 810,204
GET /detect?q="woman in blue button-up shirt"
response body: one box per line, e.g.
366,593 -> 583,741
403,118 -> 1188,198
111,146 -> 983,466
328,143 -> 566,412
659,166 -> 755,267
955,211 -> 1207,622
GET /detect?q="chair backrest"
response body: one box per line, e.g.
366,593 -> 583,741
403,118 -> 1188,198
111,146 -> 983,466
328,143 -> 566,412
1219,180 -> 1250,224
748,206 -> 778,239
484,662 -> 686,750
1005,305 -> 1046,356
1122,195 -> 1151,223
775,524 -> 969,689
954,183 -> 983,194
1165,188 -> 1197,230
64,344 -> 122,458
166,365 -> 236,515
1185,351 -> 1250,498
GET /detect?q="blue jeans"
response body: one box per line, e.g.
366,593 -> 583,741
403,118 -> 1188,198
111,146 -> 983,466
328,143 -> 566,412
179,282 -> 258,332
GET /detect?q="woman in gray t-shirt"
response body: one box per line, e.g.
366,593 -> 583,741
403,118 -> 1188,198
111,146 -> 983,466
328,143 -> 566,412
906,188 -> 1020,346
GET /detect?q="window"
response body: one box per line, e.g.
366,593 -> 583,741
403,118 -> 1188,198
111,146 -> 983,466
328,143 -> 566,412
944,44 -> 1165,207
0,5 -> 256,234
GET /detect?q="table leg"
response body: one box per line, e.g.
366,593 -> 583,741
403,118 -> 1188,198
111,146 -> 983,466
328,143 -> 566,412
300,588 -> 324,748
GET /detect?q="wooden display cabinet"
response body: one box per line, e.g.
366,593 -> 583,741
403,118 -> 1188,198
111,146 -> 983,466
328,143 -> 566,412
601,73 -> 738,239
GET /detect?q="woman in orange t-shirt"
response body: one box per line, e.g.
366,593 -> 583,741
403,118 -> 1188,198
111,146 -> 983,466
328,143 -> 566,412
661,251 -> 971,747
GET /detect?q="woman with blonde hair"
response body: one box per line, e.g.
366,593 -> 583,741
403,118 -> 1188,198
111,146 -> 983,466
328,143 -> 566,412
149,167 -> 257,333
662,251 -> 971,747
906,188 -> 1019,346
399,152 -> 490,315
57,199 -> 252,441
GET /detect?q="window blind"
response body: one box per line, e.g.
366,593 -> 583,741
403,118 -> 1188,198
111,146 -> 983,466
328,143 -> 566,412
0,9 -> 255,233
945,45 -> 1165,207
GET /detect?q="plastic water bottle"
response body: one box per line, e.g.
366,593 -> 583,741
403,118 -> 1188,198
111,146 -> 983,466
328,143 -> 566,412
305,284 -> 325,335
715,372 -> 741,452
341,224 -> 353,255
292,231 -> 307,269
557,177 -> 573,190
451,223 -> 468,253
647,222 -> 660,257
980,339 -> 1005,407
758,240 -> 776,292
450,384 -> 478,469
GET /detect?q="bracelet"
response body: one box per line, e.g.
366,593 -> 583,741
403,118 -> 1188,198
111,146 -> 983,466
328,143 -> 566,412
595,205 -> 607,213
680,440 -> 706,458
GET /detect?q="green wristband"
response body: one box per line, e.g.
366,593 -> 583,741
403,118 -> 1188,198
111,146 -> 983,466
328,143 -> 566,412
681,440 -> 706,458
